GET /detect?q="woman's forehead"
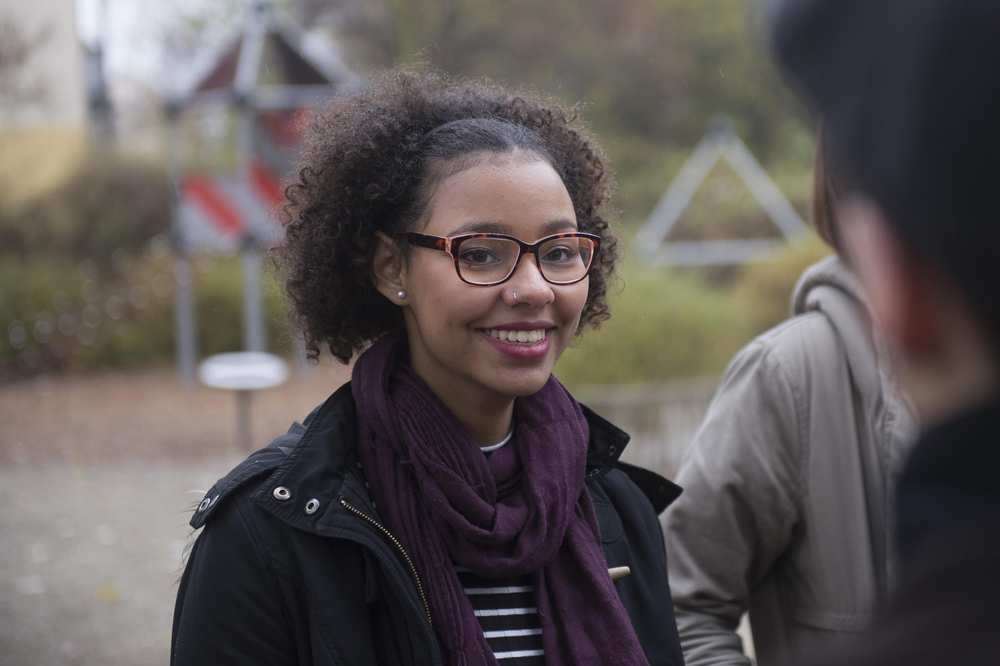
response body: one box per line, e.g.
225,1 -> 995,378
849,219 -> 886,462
420,159 -> 577,237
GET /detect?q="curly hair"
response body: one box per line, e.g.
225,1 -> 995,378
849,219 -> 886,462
276,69 -> 619,363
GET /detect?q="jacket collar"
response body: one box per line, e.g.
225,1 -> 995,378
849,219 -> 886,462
253,381 -> 634,533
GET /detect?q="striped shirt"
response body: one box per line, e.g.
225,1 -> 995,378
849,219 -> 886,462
461,432 -> 543,662
457,566 -> 545,664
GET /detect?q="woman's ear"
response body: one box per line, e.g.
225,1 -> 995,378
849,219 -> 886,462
372,231 -> 409,305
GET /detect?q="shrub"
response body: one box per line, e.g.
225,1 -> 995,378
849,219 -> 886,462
556,260 -> 755,385
556,235 -> 831,387
0,251 -> 294,380
730,233 -> 831,336
0,149 -> 171,274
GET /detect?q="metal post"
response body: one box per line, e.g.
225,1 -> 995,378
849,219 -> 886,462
241,244 -> 266,352
174,254 -> 198,384
235,4 -> 268,353
235,389 -> 253,450
167,108 -> 198,385
293,333 -> 311,374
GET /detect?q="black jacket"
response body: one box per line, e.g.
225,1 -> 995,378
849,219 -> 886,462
171,383 -> 686,665
794,399 -> 1000,666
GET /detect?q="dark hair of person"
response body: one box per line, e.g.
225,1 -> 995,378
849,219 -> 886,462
811,127 -> 843,254
276,69 -> 618,364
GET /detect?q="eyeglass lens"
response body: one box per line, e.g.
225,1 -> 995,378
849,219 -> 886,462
456,236 -> 596,285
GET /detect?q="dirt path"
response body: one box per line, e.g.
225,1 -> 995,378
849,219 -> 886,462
0,364 -> 351,464
0,364 -> 351,665
0,457 -> 239,666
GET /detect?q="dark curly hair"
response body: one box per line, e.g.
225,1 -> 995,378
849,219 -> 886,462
277,69 -> 619,363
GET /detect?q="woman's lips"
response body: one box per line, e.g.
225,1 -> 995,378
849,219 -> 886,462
478,328 -> 551,360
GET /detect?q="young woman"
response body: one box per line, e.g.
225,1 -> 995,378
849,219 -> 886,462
171,70 -> 684,666
663,133 -> 917,665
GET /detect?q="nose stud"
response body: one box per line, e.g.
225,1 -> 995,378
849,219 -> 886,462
511,288 -> 519,304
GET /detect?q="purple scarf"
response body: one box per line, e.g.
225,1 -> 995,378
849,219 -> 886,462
351,335 -> 649,666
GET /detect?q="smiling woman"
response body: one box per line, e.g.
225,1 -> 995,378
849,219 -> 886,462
170,69 -> 684,666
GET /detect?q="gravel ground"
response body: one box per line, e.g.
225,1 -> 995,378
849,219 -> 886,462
0,364 -> 351,666
0,457 -> 238,666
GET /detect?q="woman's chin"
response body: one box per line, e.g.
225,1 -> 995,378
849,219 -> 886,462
488,369 -> 554,399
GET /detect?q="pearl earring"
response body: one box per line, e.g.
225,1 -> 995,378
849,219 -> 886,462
396,290 -> 407,300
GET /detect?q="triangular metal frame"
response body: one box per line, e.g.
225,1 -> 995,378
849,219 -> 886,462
634,118 -> 808,266
169,1 -> 359,109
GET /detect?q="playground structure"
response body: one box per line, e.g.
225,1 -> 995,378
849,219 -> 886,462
635,117 -> 808,266
164,0 -> 357,384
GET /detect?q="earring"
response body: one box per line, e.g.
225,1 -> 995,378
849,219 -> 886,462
396,290 -> 407,300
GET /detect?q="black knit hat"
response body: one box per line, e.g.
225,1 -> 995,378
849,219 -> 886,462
770,0 -> 1000,350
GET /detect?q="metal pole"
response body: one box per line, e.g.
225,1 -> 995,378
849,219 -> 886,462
174,255 -> 198,384
241,243 -> 266,352
293,333 -> 311,374
167,108 -> 198,385
235,4 -> 268,353
235,389 -> 253,450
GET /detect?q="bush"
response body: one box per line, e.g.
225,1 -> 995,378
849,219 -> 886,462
191,255 -> 295,357
556,261 -> 755,385
555,235 -> 832,387
0,251 -> 295,380
0,149 -> 171,274
730,233 -> 831,335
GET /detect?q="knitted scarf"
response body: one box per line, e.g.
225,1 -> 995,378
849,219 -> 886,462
351,335 -> 649,665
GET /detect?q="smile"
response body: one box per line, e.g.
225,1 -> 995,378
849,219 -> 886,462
478,326 -> 553,360
483,328 -> 547,344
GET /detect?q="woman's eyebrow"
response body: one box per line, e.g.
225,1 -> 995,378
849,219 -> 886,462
449,219 -> 579,235
450,220 -> 509,235
541,219 -> 578,234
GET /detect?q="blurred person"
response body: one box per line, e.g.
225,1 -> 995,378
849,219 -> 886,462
170,69 -> 685,666
769,0 -> 1000,663
662,132 -> 917,665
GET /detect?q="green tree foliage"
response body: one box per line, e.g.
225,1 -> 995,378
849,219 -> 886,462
316,0 -> 811,220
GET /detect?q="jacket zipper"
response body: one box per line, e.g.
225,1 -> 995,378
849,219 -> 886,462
340,498 -> 433,627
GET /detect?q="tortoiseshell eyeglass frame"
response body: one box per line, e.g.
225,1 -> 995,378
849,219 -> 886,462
395,231 -> 602,286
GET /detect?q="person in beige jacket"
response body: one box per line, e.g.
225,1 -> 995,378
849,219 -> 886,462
663,140 -> 917,666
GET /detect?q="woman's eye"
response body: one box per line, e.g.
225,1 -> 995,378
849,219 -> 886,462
543,246 -> 578,263
459,248 -> 500,265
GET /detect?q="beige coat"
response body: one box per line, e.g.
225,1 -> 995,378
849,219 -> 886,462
664,256 -> 917,666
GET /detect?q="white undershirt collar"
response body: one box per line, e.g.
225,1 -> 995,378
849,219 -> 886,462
480,427 -> 514,453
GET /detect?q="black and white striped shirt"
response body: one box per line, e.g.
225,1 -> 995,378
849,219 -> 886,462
457,567 -> 545,664
460,431 -> 544,663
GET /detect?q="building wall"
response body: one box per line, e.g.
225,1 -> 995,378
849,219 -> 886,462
0,0 -> 86,128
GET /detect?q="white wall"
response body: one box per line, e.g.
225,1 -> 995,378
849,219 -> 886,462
0,0 -> 86,128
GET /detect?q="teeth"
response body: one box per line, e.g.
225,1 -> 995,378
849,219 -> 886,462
485,329 -> 547,344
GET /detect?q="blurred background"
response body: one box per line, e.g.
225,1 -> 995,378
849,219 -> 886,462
0,0 -> 824,663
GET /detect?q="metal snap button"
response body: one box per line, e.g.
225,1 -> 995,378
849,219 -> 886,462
304,498 -> 320,515
198,497 -> 211,512
272,486 -> 292,501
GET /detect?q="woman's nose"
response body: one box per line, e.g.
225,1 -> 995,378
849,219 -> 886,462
503,255 -> 554,306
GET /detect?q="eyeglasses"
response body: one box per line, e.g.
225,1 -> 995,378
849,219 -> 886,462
397,231 -> 601,286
